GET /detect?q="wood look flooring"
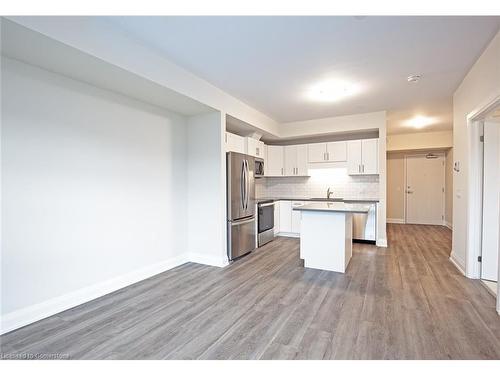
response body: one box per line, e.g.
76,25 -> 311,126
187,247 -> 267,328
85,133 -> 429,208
2,224 -> 500,359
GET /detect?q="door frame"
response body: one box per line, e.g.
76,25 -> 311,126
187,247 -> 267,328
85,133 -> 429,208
465,94 -> 500,313
404,152 -> 446,225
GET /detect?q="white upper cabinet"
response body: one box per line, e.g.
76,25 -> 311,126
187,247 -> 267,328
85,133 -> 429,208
265,138 -> 378,177
347,140 -> 362,175
347,139 -> 378,175
308,141 -> 347,163
296,145 -> 308,176
266,145 -> 284,176
284,145 -> 297,176
308,143 -> 327,163
326,141 -> 347,162
284,145 -> 309,176
225,132 -> 246,153
361,139 -> 378,174
246,138 -> 265,158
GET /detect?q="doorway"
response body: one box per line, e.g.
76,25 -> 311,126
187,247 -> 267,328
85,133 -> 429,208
466,95 -> 500,313
480,113 -> 500,287
405,153 -> 445,225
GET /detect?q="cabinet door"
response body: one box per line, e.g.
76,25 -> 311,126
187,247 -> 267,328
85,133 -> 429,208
284,145 -> 297,176
255,140 -> 265,158
273,201 -> 280,234
308,143 -> 327,163
361,139 -> 378,174
347,140 -> 362,175
226,132 -> 245,153
279,201 -> 292,233
296,145 -> 309,176
326,141 -> 347,162
267,146 -> 284,176
291,201 -> 304,234
246,138 -> 258,157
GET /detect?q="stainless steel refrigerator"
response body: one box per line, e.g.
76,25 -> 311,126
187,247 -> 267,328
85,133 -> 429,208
227,152 -> 256,261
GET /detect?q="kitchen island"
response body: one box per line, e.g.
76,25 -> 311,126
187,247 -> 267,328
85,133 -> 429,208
293,202 -> 371,273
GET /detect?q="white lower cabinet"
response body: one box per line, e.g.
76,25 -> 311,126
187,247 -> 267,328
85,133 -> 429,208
279,201 -> 292,233
291,202 -> 303,234
276,200 -> 304,236
273,201 -> 280,235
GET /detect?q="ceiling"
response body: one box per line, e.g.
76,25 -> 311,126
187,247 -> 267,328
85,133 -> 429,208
106,16 -> 499,134
2,19 -> 214,117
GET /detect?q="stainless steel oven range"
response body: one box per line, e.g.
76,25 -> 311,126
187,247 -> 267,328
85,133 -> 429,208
257,200 -> 275,247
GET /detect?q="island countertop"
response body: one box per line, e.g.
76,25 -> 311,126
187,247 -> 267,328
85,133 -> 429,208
292,202 -> 371,213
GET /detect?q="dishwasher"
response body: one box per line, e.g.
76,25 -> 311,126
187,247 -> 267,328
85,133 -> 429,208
352,203 -> 376,243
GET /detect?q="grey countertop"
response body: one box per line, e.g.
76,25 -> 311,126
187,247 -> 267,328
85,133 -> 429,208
292,202 -> 371,213
256,197 -> 379,204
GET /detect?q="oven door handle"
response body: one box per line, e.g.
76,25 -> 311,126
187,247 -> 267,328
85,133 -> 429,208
259,202 -> 275,208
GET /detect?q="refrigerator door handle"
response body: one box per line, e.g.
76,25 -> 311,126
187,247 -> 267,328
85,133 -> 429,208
241,160 -> 246,210
245,159 -> 250,210
230,216 -> 255,226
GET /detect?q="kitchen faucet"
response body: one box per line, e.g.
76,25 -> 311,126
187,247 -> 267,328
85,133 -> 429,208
327,187 -> 333,200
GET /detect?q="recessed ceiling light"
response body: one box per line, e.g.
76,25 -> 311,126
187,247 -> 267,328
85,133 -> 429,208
407,75 -> 422,83
306,79 -> 362,103
405,115 -> 436,129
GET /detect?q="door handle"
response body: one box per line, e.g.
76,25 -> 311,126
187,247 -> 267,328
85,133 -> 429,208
362,164 -> 365,173
358,165 -> 361,173
245,160 -> 250,210
281,167 -> 284,175
241,161 -> 244,210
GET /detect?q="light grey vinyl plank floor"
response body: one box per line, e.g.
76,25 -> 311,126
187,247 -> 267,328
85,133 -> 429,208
1,224 -> 500,359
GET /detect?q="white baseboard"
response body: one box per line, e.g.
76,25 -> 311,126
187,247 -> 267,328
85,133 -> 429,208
187,252 -> 229,268
387,218 -> 405,224
449,252 -> 466,276
376,238 -> 388,247
277,232 -> 300,238
444,221 -> 453,230
0,254 -> 189,335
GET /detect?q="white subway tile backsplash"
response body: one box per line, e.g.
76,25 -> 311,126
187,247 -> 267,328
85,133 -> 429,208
256,168 -> 379,200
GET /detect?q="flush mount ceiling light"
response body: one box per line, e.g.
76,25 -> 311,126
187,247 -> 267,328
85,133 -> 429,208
306,79 -> 362,103
404,115 -> 436,129
407,74 -> 422,83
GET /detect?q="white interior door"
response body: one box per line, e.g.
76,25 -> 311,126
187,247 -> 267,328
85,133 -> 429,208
481,121 -> 499,282
406,154 -> 445,225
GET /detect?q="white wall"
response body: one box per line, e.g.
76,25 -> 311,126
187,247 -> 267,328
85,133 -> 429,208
387,130 -> 453,152
386,153 -> 405,223
445,148 -> 453,228
280,111 -> 385,139
452,30 -> 500,272
6,16 -> 280,137
1,57 -> 190,332
186,112 -> 228,267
